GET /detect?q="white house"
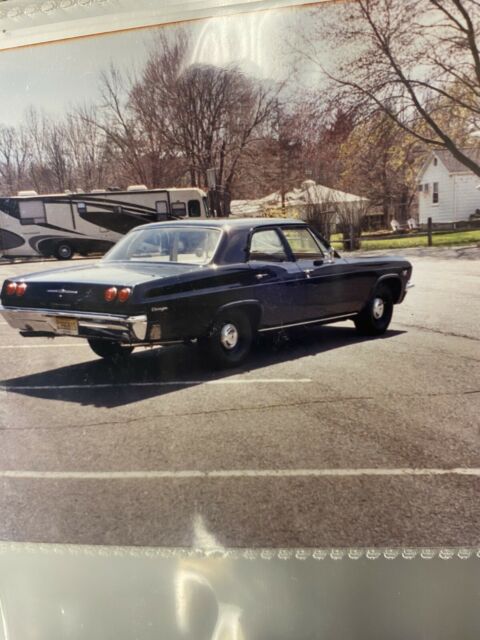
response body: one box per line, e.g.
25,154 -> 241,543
417,148 -> 480,224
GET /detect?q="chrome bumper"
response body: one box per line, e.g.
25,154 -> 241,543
0,305 -> 148,342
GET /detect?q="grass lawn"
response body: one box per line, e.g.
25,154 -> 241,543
330,230 -> 480,251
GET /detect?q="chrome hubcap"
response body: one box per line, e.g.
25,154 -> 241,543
372,297 -> 385,320
220,323 -> 239,350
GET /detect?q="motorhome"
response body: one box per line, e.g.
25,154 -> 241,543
0,186 -> 209,259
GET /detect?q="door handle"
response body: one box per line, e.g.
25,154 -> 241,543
255,273 -> 269,280
304,269 -> 314,279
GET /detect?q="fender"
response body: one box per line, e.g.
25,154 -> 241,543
214,299 -> 263,329
370,273 -> 404,304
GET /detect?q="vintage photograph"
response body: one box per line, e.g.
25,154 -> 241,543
0,0 -> 479,553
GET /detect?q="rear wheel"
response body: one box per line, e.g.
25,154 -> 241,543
354,285 -> 393,336
55,243 -> 73,260
88,339 -> 134,361
199,310 -> 253,368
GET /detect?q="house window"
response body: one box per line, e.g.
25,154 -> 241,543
417,184 -> 423,192
432,182 -> 439,204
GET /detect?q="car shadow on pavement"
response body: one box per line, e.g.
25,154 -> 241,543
1,325 -> 405,408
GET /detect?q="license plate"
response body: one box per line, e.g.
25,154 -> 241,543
55,317 -> 79,335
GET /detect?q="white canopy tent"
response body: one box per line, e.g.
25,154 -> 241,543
231,180 -> 369,219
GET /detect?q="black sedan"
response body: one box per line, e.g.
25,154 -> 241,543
0,219 -> 413,368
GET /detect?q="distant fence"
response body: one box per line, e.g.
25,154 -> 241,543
331,217 -> 480,251
359,219 -> 480,242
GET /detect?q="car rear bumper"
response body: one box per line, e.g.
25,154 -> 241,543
0,305 -> 148,343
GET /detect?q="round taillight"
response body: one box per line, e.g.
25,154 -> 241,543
6,282 -> 17,296
104,286 -> 117,302
117,287 -> 131,303
16,282 -> 27,297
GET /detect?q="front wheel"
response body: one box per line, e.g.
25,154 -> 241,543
88,339 -> 134,361
199,310 -> 253,368
354,285 -> 393,336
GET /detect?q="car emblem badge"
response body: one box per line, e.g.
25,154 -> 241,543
47,289 -> 78,295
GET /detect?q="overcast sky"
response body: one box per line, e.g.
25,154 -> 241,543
0,6 -> 319,127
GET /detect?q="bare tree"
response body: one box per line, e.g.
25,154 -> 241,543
303,196 -> 337,242
338,113 -> 424,225
169,64 -> 279,213
335,199 -> 371,250
0,125 -> 29,194
23,108 -> 72,193
91,65 -> 150,186
129,32 -> 192,187
302,0 -> 480,176
131,33 -> 278,208
65,106 -> 112,191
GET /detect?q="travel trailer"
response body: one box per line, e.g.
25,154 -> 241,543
0,186 -> 209,259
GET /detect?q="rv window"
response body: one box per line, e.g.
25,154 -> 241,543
172,202 -> 187,217
188,199 -> 201,217
156,201 -> 169,216
19,200 -> 46,225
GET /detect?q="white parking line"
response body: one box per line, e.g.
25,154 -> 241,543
0,379 -> 312,391
0,468 -> 479,480
0,344 -> 88,349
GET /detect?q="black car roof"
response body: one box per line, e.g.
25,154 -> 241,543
133,217 -> 305,231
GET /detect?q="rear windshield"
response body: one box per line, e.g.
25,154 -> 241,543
103,226 -> 222,265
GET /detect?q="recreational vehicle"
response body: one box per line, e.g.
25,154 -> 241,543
0,186 -> 209,259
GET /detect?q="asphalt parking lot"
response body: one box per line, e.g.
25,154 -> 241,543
0,247 -> 479,549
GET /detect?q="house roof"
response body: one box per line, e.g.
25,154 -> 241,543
288,182 -> 369,206
434,147 -> 480,174
231,181 -> 368,217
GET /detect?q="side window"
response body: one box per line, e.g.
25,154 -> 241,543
188,199 -> 201,217
155,200 -> 169,220
249,229 -> 287,262
19,200 -> 46,225
171,202 -> 187,217
432,182 -> 439,204
282,227 -> 325,259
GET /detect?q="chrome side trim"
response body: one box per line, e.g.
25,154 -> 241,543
258,313 -> 356,332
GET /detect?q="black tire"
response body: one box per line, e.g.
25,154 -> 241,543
354,284 -> 393,336
55,243 -> 74,260
199,310 -> 254,368
88,339 -> 134,361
